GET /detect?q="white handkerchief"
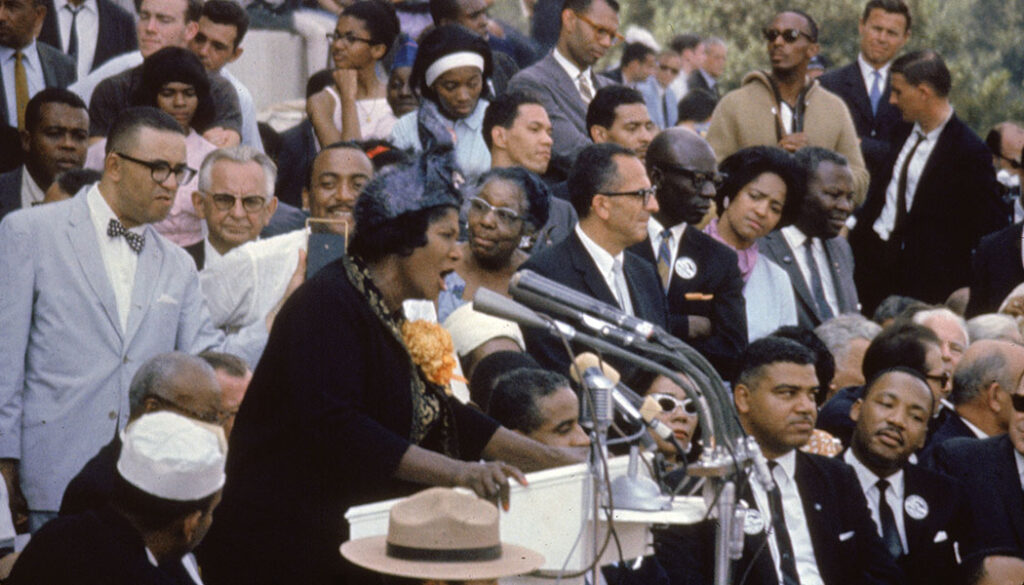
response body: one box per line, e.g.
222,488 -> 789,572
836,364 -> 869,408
934,530 -> 948,543
156,293 -> 179,305
839,531 -> 855,542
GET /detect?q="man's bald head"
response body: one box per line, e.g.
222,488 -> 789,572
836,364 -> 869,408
645,128 -> 719,226
128,352 -> 224,425
968,555 -> 1024,585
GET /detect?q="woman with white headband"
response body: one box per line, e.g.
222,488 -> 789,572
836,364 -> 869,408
390,24 -> 494,184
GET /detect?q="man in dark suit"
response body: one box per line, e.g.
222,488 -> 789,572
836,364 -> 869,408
685,36 -> 724,101
966,220 -> 1024,317
38,0 -> 136,80
519,142 -> 667,384
762,147 -> 859,329
604,41 -> 655,88
0,88 -> 88,222
656,337 -> 903,585
818,0 -> 912,190
507,0 -> 618,163
846,367 -> 966,585
0,0 -> 76,173
849,50 -> 1006,314
628,128 -> 747,379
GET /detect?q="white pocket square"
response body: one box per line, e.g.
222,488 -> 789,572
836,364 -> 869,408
839,531 -> 855,542
156,294 -> 179,305
934,531 -> 948,543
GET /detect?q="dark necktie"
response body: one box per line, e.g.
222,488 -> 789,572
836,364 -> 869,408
656,228 -> 673,292
803,238 -> 834,321
767,461 -> 801,585
876,479 -> 903,559
107,218 -> 145,253
66,3 -> 83,63
892,131 -> 926,240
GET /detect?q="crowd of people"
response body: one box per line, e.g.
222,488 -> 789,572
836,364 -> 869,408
2,0 -> 1024,583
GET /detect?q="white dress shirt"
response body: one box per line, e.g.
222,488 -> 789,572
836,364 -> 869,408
203,237 -> 227,267
959,416 -> 989,439
1015,448 -> 1024,492
552,48 -> 594,103
781,225 -> 840,315
575,223 -> 632,312
87,184 -> 143,331
19,168 -> 46,210
873,111 -> 953,241
843,450 -> 910,552
857,53 -> 892,100
1,43 -> 45,128
56,0 -> 99,80
647,217 -> 686,275
748,450 -> 825,585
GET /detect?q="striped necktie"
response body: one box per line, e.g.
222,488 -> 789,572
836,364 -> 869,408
656,228 -> 673,292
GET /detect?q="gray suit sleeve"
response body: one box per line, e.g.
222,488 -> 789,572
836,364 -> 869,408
507,73 -> 591,162
0,216 -> 31,459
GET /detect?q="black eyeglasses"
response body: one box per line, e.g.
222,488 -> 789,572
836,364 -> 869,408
467,196 -> 522,226
601,186 -> 658,206
659,164 -> 726,190
762,28 -> 816,44
146,393 -> 227,425
925,372 -> 951,388
207,192 -> 268,213
116,152 -> 196,184
997,153 -> 1022,170
1011,393 -> 1024,412
649,393 -> 698,415
326,31 -> 374,45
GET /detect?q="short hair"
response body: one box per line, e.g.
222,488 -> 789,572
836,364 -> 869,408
112,473 -> 217,532
410,25 -> 493,103
24,88 -> 86,134
862,0 -> 911,32
771,325 -> 835,404
872,295 -> 928,324
861,321 -> 940,380
967,314 -> 1021,343
736,336 -> 816,388
912,307 -> 970,344
778,9 -> 818,41
428,0 -> 458,25
106,107 -> 185,156
304,140 -> 365,191
197,145 -> 277,200
703,36 -> 726,49
814,314 -> 882,368
620,42 -> 655,67
343,1 -> 401,55
487,368 -> 570,434
482,90 -> 543,150
586,84 -> 645,135
474,166 -> 551,231
468,350 -> 540,410
891,50 -> 951,97
135,0 -> 202,23
197,351 -> 249,378
132,47 -> 215,133
562,0 -> 619,15
568,142 -> 636,217
862,366 -> 932,409
676,89 -> 716,124
668,33 -> 702,54
715,146 -> 805,228
54,168 -> 102,196
127,352 -> 217,418
951,350 -> 1006,406
795,146 -> 848,178
201,0 -> 249,46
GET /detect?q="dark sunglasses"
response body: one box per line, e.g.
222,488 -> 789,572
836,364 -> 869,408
762,27 -> 815,43
1012,393 -> 1024,412
649,393 -> 698,415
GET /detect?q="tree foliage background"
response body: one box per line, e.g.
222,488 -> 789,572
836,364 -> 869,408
496,0 -> 1024,135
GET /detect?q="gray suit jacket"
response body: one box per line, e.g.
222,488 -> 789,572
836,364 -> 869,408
0,42 -> 76,125
506,53 -> 614,161
0,190 -> 228,511
760,230 -> 859,328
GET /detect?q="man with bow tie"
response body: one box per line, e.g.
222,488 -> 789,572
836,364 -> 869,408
0,106 -> 258,535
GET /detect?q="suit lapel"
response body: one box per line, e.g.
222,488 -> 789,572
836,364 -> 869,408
38,45 -> 58,88
902,467 -> 932,553
841,64 -> 874,125
823,239 -> 853,312
567,233 -> 619,307
67,195 -> 123,339
795,453 -> 838,580
764,233 -> 819,320
124,227 -> 163,344
909,117 -> 959,215
543,55 -> 588,130
996,436 -> 1024,546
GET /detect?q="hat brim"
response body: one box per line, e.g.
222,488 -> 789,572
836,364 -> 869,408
341,536 -> 545,581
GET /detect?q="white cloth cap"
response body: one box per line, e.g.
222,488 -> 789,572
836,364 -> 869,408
442,303 -> 524,356
117,412 -> 227,501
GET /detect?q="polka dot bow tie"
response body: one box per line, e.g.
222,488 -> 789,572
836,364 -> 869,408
107,218 -> 145,253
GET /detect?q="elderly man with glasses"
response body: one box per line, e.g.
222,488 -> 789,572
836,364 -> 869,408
706,9 -> 869,203
187,145 -> 278,270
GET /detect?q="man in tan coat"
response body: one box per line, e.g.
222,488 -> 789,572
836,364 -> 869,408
707,10 -> 869,202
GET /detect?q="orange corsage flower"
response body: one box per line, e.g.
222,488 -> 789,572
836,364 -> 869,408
402,320 -> 465,390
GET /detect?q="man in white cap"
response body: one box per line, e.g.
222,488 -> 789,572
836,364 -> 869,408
7,411 -> 226,585
341,486 -> 545,585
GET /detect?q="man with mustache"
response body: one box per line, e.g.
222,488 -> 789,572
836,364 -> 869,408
845,367 -> 966,585
761,147 -> 859,329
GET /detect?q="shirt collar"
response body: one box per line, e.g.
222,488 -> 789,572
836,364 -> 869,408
647,216 -> 686,247
912,108 -> 954,142
0,40 -> 38,62
55,0 -> 96,13
959,415 -> 989,438
458,98 -> 488,131
781,224 -> 811,250
20,168 -> 46,206
857,53 -> 892,82
552,48 -> 589,84
575,223 -> 622,279
88,184 -> 146,236
1015,449 -> 1024,492
769,449 -> 798,486
204,237 -> 225,264
843,448 -> 905,498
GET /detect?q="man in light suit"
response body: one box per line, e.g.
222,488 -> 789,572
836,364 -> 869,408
0,0 -> 77,172
519,143 -> 667,386
506,0 -> 618,163
38,0 -> 137,81
638,49 -> 679,129
846,367 -> 966,585
761,147 -> 859,329
628,128 -> 747,380
0,106 -> 256,533
655,337 -> 903,585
